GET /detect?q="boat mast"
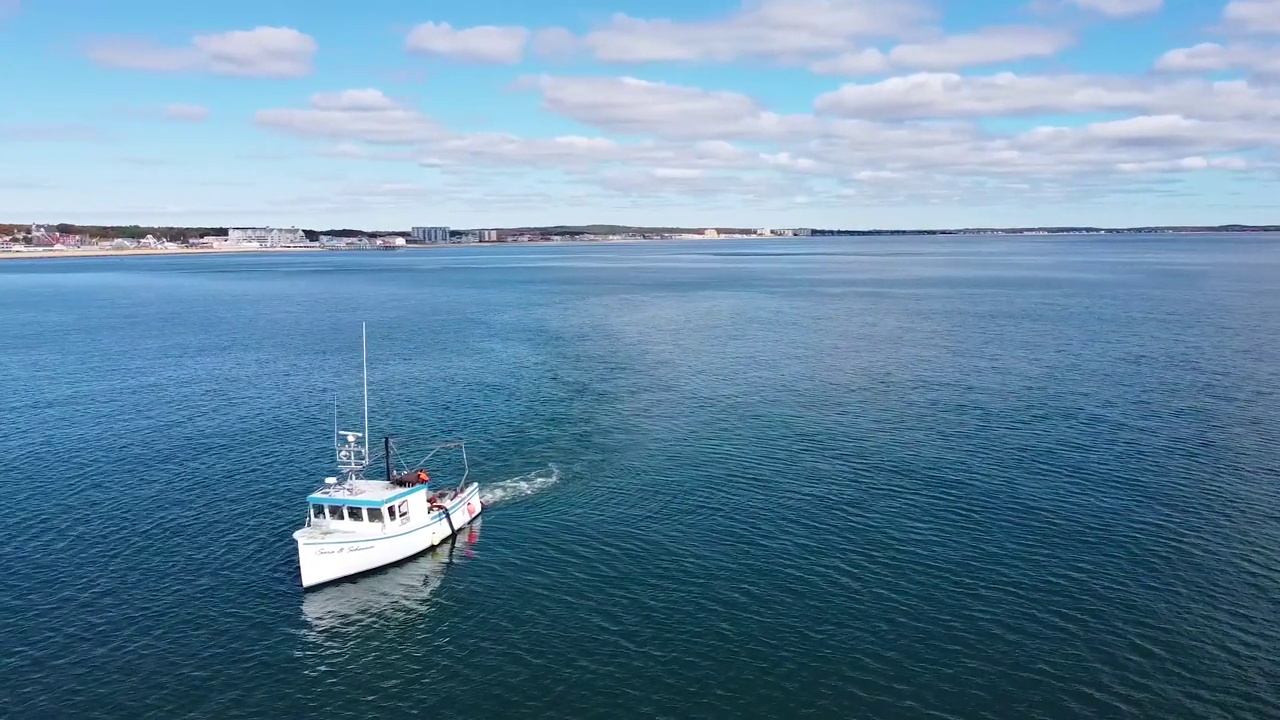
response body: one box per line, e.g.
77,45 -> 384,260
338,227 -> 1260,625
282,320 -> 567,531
333,325 -> 371,484
384,435 -> 393,482
362,321 -> 369,464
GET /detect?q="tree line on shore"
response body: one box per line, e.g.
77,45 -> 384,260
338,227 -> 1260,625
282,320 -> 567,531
1,224 -> 231,241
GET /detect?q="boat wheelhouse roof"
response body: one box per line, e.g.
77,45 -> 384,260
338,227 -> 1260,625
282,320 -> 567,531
307,479 -> 429,508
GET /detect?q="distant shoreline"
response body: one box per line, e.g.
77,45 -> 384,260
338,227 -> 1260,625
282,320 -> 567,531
0,245 -> 478,261
3,230 -> 1278,261
0,247 -> 327,261
0,239 -> 648,261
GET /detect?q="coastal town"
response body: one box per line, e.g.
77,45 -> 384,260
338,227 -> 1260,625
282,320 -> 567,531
3,222 -> 1276,258
0,224 -> 819,256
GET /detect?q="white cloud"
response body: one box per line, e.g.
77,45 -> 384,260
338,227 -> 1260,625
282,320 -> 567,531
759,151 -> 825,172
811,49 -> 891,75
1015,114 -> 1280,154
253,86 -> 839,202
1155,41 -> 1280,76
814,72 -> 1125,118
1155,42 -> 1233,71
521,75 -> 815,140
1223,0 -> 1280,33
1067,0 -> 1163,17
405,22 -> 529,63
531,27 -> 579,59
428,134 -> 624,168
255,89 -> 441,143
812,71 -> 1280,121
581,0 -> 932,63
86,26 -> 316,78
1117,156 -> 1250,172
164,104 -> 209,122
887,26 -> 1075,69
597,168 -> 798,198
814,25 -> 1075,74
319,142 -> 381,159
255,65 -> 1280,219
1151,2 -> 1280,87
310,89 -> 400,111
1081,114 -> 1204,141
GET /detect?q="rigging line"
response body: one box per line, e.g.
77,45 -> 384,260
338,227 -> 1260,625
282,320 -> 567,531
363,448 -> 387,470
405,447 -> 445,473
384,440 -> 408,476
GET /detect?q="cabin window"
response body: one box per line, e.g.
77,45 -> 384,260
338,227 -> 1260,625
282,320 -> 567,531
367,507 -> 384,523
327,505 -> 344,520
398,500 -> 410,521
387,505 -> 397,521
347,506 -> 364,522
311,504 -> 325,519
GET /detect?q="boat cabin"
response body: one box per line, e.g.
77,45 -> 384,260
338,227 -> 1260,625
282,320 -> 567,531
306,479 -> 427,530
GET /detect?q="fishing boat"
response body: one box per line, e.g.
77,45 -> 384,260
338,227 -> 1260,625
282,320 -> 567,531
293,323 -> 483,589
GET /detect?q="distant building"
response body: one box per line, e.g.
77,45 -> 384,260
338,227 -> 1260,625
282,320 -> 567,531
792,228 -> 812,236
319,235 -> 368,247
411,226 -> 450,244
229,227 -> 308,247
704,229 -> 719,238
757,228 -> 772,236
478,229 -> 500,243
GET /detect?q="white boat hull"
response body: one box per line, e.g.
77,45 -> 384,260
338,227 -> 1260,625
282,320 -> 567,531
295,483 -> 482,589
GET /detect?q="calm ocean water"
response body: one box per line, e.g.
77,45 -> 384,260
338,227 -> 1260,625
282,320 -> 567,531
2,234 -> 1278,719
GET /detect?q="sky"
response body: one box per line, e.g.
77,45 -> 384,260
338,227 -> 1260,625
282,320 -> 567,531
1,0 -> 1279,230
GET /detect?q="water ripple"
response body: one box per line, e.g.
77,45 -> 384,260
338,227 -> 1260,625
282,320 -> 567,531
2,235 -> 1279,719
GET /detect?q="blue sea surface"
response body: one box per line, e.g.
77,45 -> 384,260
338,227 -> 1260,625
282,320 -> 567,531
1,234 -> 1278,719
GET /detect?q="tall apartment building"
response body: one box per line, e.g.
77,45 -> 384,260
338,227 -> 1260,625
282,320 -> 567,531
411,226 -> 450,243
478,229 -> 499,243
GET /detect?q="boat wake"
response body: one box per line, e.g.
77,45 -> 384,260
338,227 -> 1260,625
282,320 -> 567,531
480,465 -> 561,508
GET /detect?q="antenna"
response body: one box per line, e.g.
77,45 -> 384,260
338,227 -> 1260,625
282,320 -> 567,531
362,321 -> 369,461
332,394 -> 338,452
